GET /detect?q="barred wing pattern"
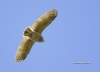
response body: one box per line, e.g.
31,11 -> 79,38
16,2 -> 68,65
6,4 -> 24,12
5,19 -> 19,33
32,9 -> 57,34
15,37 -> 35,62
15,9 -> 58,62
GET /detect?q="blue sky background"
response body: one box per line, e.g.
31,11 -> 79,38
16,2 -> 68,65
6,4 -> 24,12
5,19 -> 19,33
0,0 -> 100,72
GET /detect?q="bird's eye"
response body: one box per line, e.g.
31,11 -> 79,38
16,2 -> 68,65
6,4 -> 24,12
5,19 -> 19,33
25,31 -> 28,33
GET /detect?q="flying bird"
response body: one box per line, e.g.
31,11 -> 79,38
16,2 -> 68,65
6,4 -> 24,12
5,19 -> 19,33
15,9 -> 58,62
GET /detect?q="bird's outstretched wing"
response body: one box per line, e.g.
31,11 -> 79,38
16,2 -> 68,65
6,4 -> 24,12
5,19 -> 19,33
15,37 -> 35,62
32,9 -> 58,34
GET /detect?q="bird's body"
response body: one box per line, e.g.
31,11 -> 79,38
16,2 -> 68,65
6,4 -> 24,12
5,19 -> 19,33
23,27 -> 44,42
15,9 -> 58,62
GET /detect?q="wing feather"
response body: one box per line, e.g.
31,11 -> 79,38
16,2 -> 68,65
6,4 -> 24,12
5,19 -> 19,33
32,9 -> 58,34
15,37 -> 35,62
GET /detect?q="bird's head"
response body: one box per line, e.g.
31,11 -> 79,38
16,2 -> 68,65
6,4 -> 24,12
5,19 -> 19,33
23,27 -> 33,37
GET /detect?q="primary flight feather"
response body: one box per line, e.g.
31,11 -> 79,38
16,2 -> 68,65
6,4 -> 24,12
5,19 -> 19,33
15,9 -> 58,62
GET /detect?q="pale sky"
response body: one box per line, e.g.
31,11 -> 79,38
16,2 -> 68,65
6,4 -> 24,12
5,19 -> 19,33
0,0 -> 100,72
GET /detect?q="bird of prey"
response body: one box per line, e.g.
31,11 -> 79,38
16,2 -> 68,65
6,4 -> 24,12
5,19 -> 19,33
15,9 -> 58,62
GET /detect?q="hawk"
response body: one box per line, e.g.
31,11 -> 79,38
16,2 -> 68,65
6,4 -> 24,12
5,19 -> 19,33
15,9 -> 58,62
